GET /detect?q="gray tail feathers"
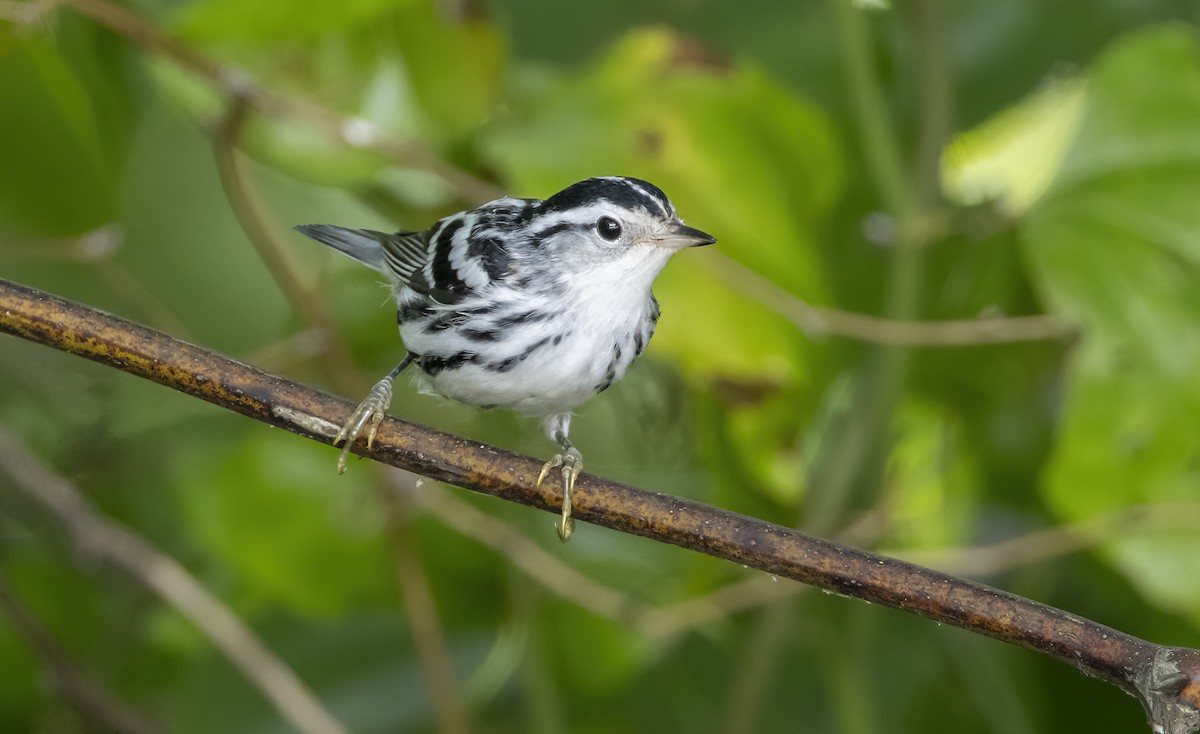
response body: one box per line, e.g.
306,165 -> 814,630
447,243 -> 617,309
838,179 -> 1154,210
294,224 -> 388,273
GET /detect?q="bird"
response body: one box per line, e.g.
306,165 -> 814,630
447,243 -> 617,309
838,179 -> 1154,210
295,176 -> 715,541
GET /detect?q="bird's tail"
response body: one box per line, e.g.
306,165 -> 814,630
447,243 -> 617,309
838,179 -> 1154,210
294,224 -> 389,273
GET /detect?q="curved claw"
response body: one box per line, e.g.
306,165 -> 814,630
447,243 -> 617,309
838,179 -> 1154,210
538,449 -> 582,543
557,464 -> 577,543
333,376 -> 394,474
536,455 -> 563,489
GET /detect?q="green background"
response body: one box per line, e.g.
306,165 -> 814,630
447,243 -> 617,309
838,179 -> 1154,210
2,0 -> 1200,731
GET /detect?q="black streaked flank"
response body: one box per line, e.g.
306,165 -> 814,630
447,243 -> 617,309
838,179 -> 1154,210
518,335 -> 554,362
461,327 -> 499,342
297,176 -> 708,542
460,302 -> 503,316
420,352 -> 478,376
399,301 -> 435,323
424,313 -> 466,333
595,366 -> 618,394
490,355 -> 519,373
487,334 -> 554,373
494,309 -> 554,330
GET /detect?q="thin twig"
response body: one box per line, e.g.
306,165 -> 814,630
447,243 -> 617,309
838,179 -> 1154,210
0,0 -> 61,27
212,104 -> 472,733
211,98 -> 365,395
0,426 -> 349,734
833,0 -> 915,221
896,502 -> 1200,577
59,0 -> 504,206
3,278 -> 1198,734
721,462 -> 888,733
912,0 -> 953,205
708,0 -> 1049,357
726,2 -> 935,724
641,505 -> 889,641
383,490 -> 473,734
0,229 -> 196,340
700,250 -> 1074,346
240,328 -> 329,373
0,574 -> 162,734
392,477 -> 648,625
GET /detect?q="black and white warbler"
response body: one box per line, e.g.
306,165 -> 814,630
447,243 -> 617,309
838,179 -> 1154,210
296,176 -> 715,541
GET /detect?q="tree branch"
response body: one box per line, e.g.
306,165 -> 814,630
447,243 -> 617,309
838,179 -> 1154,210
211,98 -> 471,734
2,277 -> 1198,733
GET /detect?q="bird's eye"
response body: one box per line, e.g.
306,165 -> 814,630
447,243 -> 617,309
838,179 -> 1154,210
596,216 -> 623,242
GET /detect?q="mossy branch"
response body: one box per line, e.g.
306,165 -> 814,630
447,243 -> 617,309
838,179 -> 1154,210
2,277 -> 1198,733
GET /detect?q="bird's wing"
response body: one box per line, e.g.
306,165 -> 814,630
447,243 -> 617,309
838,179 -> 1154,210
297,198 -> 531,305
405,211 -> 519,305
376,229 -> 432,285
294,224 -> 430,288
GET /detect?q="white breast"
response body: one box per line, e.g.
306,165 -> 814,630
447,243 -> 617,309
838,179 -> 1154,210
407,248 -> 668,417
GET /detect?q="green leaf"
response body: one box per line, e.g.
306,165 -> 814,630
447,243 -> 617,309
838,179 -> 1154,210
390,3 -> 505,145
158,4 -> 504,188
179,434 -> 393,618
146,50 -> 398,187
0,33 -> 120,234
941,77 -> 1086,216
172,0 -> 420,41
1025,26 -> 1200,372
484,27 -> 843,382
1044,346 -> 1200,616
883,400 -> 979,551
716,385 -> 813,507
650,263 -> 808,383
1015,26 -> 1200,616
549,607 -> 652,696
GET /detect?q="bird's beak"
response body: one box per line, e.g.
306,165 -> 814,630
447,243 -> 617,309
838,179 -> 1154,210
650,221 -> 717,249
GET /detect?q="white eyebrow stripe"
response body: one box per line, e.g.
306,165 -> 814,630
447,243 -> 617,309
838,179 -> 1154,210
529,203 -> 617,234
622,179 -> 672,218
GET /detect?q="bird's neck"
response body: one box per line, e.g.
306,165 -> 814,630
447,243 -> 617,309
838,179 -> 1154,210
561,248 -> 671,325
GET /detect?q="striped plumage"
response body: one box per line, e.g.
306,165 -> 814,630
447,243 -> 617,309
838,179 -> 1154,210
296,176 -> 714,541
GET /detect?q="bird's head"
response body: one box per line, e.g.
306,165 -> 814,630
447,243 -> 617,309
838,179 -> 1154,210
527,177 -> 715,280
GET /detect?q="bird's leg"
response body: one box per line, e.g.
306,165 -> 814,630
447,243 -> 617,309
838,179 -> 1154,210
334,354 -> 414,474
537,414 -> 582,542
537,440 -> 582,543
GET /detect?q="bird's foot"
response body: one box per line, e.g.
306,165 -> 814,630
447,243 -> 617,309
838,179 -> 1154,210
333,375 -> 395,474
537,447 -> 583,543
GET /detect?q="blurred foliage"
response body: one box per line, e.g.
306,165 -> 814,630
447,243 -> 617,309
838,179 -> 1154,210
2,1 -> 1200,733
